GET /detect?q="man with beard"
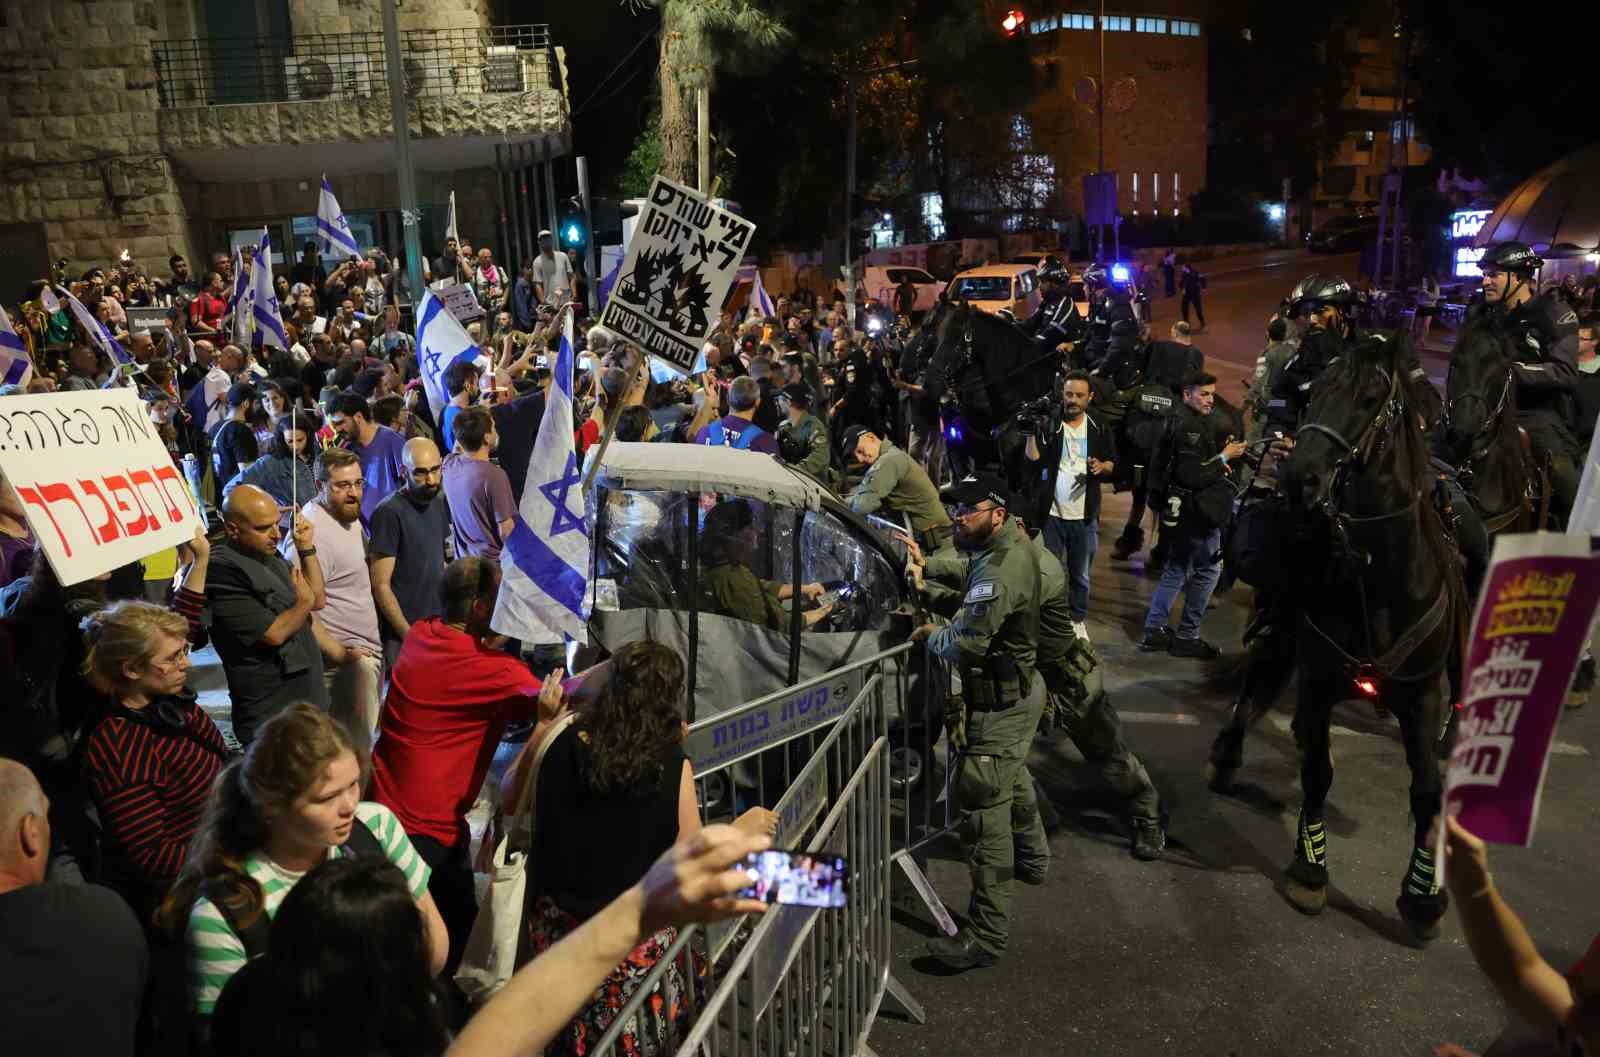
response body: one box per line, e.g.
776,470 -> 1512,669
369,438 -> 449,671
911,474 -> 1044,971
280,447 -> 383,754
1262,273 -> 1360,437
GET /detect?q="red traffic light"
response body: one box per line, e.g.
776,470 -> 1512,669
1001,9 -> 1025,35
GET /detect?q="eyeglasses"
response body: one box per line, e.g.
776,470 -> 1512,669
152,643 -> 191,671
947,502 -> 999,520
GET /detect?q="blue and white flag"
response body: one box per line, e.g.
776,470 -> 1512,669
493,311 -> 590,645
0,304 -> 33,387
415,287 -> 480,419
59,286 -> 131,368
316,174 -> 362,260
444,190 -> 458,244
750,267 -> 776,318
231,244 -> 255,347
249,229 -> 289,351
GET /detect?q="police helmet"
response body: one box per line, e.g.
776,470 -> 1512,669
1038,260 -> 1070,284
1081,263 -> 1108,287
1478,241 -> 1543,277
1288,273 -> 1355,315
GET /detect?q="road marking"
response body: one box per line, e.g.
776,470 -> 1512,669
1117,711 -> 1203,726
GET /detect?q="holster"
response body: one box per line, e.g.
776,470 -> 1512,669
960,658 -> 1030,712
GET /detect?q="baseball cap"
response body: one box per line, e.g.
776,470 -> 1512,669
841,425 -> 874,454
779,383 -> 813,408
940,473 -> 1012,511
226,381 -> 257,407
537,228 -> 553,239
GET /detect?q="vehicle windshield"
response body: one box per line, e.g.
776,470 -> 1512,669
948,276 -> 1014,301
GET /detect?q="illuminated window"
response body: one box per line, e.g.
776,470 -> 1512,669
1100,15 -> 1130,31
1030,15 -> 1060,33
1170,19 -> 1200,36
1064,12 -> 1095,30
1131,171 -> 1139,203
1173,172 -> 1180,202
1134,17 -> 1168,33
1153,172 -> 1160,202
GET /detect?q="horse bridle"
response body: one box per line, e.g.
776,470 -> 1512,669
1296,362 -> 1412,523
1445,366 -> 1512,464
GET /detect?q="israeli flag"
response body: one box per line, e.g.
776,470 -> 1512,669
0,304 -> 34,387
445,190 -> 458,244
316,174 -> 362,260
750,266 -> 776,318
249,229 -> 289,351
493,312 -> 590,645
58,286 -> 131,368
415,287 -> 480,419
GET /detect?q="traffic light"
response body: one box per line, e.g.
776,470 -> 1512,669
1001,9 -> 1025,36
560,214 -> 587,250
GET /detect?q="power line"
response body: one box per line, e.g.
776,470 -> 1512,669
573,19 -> 660,116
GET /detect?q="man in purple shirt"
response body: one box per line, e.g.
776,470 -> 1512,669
441,406 -> 516,561
692,375 -> 779,454
329,392 -> 408,526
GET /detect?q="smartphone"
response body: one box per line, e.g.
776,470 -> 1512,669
738,849 -> 849,908
535,355 -> 549,369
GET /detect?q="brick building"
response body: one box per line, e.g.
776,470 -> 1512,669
0,0 -> 569,297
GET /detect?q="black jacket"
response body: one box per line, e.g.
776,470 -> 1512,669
1153,403 -> 1234,537
1572,368 -> 1600,451
1143,340 -> 1203,391
1025,412 -> 1118,528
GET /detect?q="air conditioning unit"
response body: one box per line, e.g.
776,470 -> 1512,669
402,50 -> 447,98
283,56 -> 371,102
484,45 -> 523,93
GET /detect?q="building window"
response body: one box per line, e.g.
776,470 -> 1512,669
1153,172 -> 1161,202
1170,19 -> 1200,36
1063,12 -> 1096,30
1029,15 -> 1059,34
1173,172 -> 1180,203
1100,15 -> 1131,31
1135,17 -> 1168,33
1131,171 -> 1139,203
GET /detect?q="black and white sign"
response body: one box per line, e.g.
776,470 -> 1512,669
599,175 -> 756,372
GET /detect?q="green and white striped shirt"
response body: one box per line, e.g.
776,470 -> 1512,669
186,801 -> 431,1016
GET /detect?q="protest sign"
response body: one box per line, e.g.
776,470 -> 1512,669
599,175 -> 755,373
436,282 -> 485,324
1442,533 -> 1600,845
125,305 -> 172,336
0,388 -> 202,585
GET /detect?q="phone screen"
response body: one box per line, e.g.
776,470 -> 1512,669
738,849 -> 849,908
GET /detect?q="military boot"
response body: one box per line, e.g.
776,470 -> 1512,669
926,929 -> 999,971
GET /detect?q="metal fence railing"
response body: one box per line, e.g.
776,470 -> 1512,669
152,24 -> 558,109
581,644 -> 951,1055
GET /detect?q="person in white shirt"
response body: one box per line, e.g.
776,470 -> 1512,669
533,229 -> 574,305
1023,371 -> 1116,640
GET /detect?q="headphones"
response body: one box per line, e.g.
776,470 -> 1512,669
108,697 -> 230,760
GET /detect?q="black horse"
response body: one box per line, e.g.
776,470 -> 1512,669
921,299 -> 1066,488
1444,319 -> 1544,535
1275,333 -> 1464,938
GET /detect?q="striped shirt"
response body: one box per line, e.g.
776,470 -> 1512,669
80,695 -> 227,917
185,802 -> 430,1015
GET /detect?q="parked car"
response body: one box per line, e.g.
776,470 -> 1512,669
834,265 -> 944,315
1306,216 -> 1378,253
944,264 -> 1041,318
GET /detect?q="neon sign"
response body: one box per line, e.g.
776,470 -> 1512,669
1456,245 -> 1486,278
1451,209 -> 1493,241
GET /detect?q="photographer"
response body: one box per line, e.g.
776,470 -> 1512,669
1023,370 -> 1116,639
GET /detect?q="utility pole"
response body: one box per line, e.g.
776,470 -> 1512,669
380,0 -> 424,304
577,155 -> 598,316
845,77 -> 857,327
697,88 -> 711,196
1096,0 -> 1107,262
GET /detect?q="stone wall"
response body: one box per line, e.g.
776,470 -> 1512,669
0,0 -> 197,271
286,0 -> 492,36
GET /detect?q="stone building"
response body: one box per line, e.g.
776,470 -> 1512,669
0,0 -> 569,296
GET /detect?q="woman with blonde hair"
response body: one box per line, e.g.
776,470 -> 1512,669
157,702 -> 447,1026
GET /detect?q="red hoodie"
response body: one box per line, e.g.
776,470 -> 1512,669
371,618 -> 542,847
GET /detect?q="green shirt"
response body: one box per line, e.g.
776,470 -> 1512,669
923,519 -> 1069,667
925,521 -> 1040,681
847,441 -> 952,534
698,561 -> 786,630
185,802 -> 430,1016
779,412 -> 833,482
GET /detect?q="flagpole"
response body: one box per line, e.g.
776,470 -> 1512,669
576,305 -> 646,498
380,0 -> 426,309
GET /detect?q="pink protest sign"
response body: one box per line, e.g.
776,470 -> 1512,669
1444,533 -> 1600,846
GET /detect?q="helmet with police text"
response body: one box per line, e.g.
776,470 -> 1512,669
1287,273 -> 1355,315
1478,241 -> 1543,277
1081,263 -> 1108,288
1038,259 -> 1070,285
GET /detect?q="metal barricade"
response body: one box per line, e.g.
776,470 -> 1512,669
582,644 -> 949,1056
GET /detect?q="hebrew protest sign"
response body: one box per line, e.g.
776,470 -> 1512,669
1443,533 -> 1600,845
0,388 -> 202,585
599,175 -> 755,372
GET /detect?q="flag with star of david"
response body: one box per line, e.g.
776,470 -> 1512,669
248,228 -> 289,351
415,287 -> 482,420
492,311 -> 591,645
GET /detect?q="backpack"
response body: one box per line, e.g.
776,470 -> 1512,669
203,818 -> 386,960
1122,384 -> 1179,458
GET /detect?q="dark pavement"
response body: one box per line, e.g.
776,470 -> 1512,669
869,250 -> 1600,1057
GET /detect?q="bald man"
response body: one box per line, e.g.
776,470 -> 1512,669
0,760 -> 147,1057
205,484 -> 329,743
370,438 -> 450,670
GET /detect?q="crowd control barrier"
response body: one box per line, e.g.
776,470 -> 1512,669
585,644 -> 953,1056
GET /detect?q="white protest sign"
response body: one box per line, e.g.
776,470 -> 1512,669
0,388 -> 202,585
600,175 -> 755,372
436,281 -> 485,324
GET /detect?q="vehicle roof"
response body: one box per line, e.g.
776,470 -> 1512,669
952,263 -> 1035,278
594,442 -> 833,511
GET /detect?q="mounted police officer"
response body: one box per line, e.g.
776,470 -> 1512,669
1262,274 -> 1361,437
1018,257 -> 1086,354
1467,241 -> 1581,524
911,473 -> 1045,970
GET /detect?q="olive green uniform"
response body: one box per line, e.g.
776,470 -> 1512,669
924,521 -> 1161,834
699,561 -> 785,629
778,412 -> 835,485
923,522 -> 1045,957
847,440 -> 953,549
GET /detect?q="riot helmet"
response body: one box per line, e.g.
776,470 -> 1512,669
1287,273 -> 1355,317
1478,242 -> 1542,278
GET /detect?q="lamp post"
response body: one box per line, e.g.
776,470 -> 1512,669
380,0 -> 425,304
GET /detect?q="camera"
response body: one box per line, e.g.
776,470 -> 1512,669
1013,394 -> 1056,436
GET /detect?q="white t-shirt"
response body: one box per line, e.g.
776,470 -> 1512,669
201,365 -> 231,434
279,500 -> 382,654
1052,418 -> 1090,521
534,252 -> 574,302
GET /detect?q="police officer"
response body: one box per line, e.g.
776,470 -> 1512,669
842,425 -> 953,550
1263,274 -> 1361,436
911,512 -> 1167,862
1019,258 -> 1086,353
775,384 -> 834,485
1468,242 -> 1582,524
911,474 -> 1045,970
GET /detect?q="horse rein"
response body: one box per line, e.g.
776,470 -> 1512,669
1298,364 -> 1413,524
1444,364 -> 1543,531
1445,367 -> 1512,465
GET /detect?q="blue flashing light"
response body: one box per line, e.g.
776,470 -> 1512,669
1110,263 -> 1131,284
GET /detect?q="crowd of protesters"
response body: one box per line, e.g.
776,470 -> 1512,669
2,230 -> 1597,1057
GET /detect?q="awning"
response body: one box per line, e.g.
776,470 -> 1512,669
1474,142 -> 1600,254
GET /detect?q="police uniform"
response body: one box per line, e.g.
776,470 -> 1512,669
698,561 -> 786,629
1021,285 -> 1085,352
844,432 -> 953,550
777,408 -> 834,484
923,518 -> 1165,859
921,476 -> 1045,967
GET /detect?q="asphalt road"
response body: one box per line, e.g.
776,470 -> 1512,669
868,250 -> 1600,1057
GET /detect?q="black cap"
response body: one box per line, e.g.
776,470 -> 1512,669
779,383 -> 813,407
226,381 -> 256,407
940,473 -> 1012,510
841,425 -> 874,454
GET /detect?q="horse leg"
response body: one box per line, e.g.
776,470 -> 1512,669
1284,670 -> 1334,914
1207,622 -> 1296,791
1391,677 -> 1451,940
